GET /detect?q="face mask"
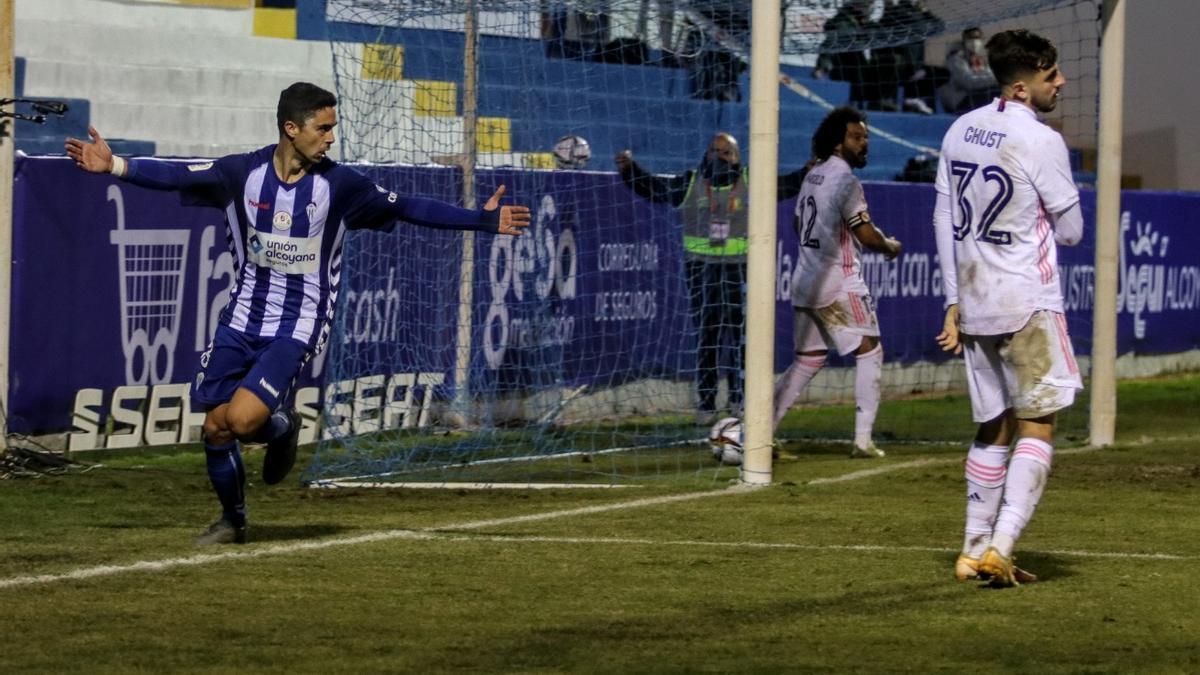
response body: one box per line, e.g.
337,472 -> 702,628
965,38 -> 985,55
702,157 -> 739,184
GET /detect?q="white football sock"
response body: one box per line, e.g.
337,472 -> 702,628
773,354 -> 826,428
853,344 -> 883,448
962,442 -> 1009,558
992,437 -> 1054,557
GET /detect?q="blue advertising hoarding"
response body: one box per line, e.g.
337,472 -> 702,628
9,155 -> 1200,440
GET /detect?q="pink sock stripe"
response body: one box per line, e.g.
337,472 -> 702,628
965,460 -> 1006,486
798,356 -> 826,368
1013,442 -> 1053,467
965,458 -> 1006,478
856,344 -> 882,360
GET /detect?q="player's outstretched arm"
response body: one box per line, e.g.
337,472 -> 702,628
482,185 -> 531,236
65,125 -> 121,175
66,125 -> 226,200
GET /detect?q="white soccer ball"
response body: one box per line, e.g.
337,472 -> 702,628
708,417 -> 743,466
553,134 -> 591,169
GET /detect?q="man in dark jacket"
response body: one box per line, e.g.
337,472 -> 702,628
615,133 -> 807,421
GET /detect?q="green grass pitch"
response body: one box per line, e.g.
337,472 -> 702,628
2,374 -> 1198,672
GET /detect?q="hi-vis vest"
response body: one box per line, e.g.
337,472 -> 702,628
678,168 -> 749,262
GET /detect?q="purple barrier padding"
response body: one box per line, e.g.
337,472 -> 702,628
9,155 -> 1200,434
12,157 -> 228,433
468,169 -> 694,392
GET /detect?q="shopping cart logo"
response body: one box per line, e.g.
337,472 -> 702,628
107,185 -> 190,386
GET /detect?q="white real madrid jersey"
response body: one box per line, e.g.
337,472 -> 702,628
935,99 -> 1080,335
790,155 -> 871,309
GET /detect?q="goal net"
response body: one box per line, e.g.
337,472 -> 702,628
304,0 -> 1101,487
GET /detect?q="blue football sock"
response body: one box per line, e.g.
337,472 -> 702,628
249,410 -> 292,443
204,441 -> 246,527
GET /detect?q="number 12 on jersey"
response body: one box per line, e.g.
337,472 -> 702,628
950,161 -> 1014,245
795,194 -> 819,249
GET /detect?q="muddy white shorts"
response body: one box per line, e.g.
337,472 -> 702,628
962,310 -> 1083,422
793,292 -> 880,357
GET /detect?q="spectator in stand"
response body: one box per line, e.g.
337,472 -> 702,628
543,7 -> 610,62
813,0 -> 895,111
938,27 -> 1002,114
874,0 -> 947,114
680,10 -> 747,101
816,0 -> 883,109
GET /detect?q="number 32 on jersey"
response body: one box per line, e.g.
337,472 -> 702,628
950,161 -> 1013,245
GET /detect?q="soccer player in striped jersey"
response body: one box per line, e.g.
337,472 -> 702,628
66,82 -> 530,545
932,31 -> 1084,586
773,107 -> 902,458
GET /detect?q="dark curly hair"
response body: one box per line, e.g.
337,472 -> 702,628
812,106 -> 866,161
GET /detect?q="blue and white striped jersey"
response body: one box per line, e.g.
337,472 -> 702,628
125,145 -> 501,354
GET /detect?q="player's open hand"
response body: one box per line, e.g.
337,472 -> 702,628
936,304 -> 962,355
65,125 -> 115,174
614,150 -> 633,172
884,237 -> 903,260
483,185 -> 530,236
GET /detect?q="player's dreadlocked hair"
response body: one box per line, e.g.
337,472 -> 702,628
986,29 -> 1058,86
276,82 -> 338,136
812,106 -> 867,161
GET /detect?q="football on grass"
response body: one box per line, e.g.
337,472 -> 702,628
708,417 -> 743,466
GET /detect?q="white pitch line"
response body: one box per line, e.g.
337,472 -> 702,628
408,533 -> 1200,562
0,447 -> 1173,590
806,458 -> 950,485
0,485 -> 757,590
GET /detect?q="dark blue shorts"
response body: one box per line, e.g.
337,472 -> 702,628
192,324 -> 310,411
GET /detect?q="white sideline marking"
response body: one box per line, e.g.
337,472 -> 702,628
807,458 -> 949,485
311,482 -> 644,490
0,447 -> 1171,590
0,486 -> 757,590
415,533 -> 1199,562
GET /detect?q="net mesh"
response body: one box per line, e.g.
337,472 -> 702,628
304,0 -> 1100,486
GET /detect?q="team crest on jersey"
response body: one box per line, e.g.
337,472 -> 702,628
272,211 -> 292,230
306,202 -> 318,222
187,162 -> 214,172
375,184 -> 398,203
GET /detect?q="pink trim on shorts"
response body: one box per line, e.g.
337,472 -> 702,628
848,293 -> 866,325
1052,312 -> 1079,374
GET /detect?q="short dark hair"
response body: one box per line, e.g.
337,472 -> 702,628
812,106 -> 866,160
276,82 -> 337,136
986,29 -> 1058,87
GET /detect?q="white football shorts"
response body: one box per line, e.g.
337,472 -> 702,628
962,310 -> 1083,422
793,292 -> 880,357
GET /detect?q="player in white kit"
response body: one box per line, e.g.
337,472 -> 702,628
773,107 -> 902,458
933,30 -> 1085,586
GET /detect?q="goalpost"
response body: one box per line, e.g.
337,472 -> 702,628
1088,0 -> 1125,447
741,0 -> 781,486
307,0 -> 1116,488
1,0 -> 15,450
